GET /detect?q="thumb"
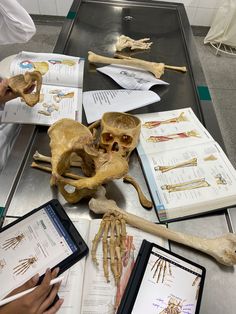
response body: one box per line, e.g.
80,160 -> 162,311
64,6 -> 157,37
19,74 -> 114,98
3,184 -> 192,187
7,273 -> 39,297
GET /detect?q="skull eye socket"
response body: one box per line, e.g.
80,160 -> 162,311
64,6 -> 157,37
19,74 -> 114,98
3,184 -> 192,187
120,135 -> 132,146
102,133 -> 114,143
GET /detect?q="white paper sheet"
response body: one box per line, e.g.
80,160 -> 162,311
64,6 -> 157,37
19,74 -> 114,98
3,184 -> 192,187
97,65 -> 169,90
83,89 -> 160,123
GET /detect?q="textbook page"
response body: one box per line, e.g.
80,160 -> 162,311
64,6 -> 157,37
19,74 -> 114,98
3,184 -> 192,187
2,85 -> 82,125
58,219 -> 90,314
10,51 -> 84,88
136,108 -> 213,155
97,65 -> 169,90
80,219 -> 167,313
83,89 -> 160,124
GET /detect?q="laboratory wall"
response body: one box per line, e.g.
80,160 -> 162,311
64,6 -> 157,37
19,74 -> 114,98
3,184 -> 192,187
18,0 -> 221,26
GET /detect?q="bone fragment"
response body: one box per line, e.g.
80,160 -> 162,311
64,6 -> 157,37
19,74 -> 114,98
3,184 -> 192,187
31,162 -> 83,180
89,186 -> 236,267
123,175 -> 153,209
115,35 -> 153,51
8,71 -> 42,107
33,151 -> 82,167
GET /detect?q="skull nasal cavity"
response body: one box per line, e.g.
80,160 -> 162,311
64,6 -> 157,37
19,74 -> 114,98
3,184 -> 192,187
112,142 -> 119,151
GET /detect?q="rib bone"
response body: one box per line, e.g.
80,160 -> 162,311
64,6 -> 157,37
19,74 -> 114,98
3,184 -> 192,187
88,51 -> 187,79
89,186 -> 236,267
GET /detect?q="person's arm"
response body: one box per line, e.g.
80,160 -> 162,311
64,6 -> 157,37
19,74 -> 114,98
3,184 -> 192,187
0,0 -> 36,45
0,268 -> 63,314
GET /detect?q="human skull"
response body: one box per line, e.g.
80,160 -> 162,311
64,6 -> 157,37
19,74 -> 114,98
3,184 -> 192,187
100,112 -> 141,158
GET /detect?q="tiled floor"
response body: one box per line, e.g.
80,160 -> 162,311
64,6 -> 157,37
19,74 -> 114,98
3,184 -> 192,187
1,23 -> 235,169
194,36 -> 236,167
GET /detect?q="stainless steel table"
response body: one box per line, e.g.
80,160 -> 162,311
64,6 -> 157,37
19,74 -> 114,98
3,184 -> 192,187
0,1 -> 235,313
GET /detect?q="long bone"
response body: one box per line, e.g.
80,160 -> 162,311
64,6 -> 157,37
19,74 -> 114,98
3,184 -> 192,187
88,51 -> 187,79
89,186 -> 236,266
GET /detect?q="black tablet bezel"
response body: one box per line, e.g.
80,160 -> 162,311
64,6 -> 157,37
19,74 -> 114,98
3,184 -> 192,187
0,199 -> 89,279
117,239 -> 206,314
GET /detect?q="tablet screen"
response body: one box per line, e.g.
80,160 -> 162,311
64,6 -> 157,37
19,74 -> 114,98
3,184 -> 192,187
0,203 -> 78,299
131,245 -> 204,314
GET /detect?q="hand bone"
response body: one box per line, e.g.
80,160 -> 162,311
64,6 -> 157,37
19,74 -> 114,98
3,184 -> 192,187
115,35 -> 153,51
88,51 -> 187,79
89,186 -> 236,267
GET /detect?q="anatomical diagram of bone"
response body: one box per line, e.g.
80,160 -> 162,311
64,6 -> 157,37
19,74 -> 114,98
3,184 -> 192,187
115,35 -> 153,51
155,157 -> 197,173
8,71 -> 42,107
88,51 -> 187,79
161,178 -> 210,193
151,257 -> 172,284
13,256 -> 37,275
2,233 -> 25,250
143,112 -> 187,129
32,112 -> 153,207
160,297 -> 183,314
147,130 -> 200,142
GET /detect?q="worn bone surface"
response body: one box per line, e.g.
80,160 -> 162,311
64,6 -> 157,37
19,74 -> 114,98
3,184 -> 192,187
37,112 -> 141,203
8,71 -> 42,107
88,51 -> 187,79
115,35 -> 153,51
89,186 -> 236,267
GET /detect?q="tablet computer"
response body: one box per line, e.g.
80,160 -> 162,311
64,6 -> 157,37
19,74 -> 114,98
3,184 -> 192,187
0,199 -> 88,299
117,239 -> 206,314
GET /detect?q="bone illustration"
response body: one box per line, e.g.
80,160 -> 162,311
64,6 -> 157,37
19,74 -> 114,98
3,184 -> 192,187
115,236 -> 135,309
89,186 -> 236,267
48,59 -> 76,66
192,275 -> 201,300
204,154 -> 217,161
13,256 -> 37,275
155,158 -> 197,173
2,233 -> 25,250
147,130 -> 200,143
115,35 -> 153,51
143,112 -> 187,129
215,173 -> 227,185
88,51 -> 187,79
8,71 -> 42,107
38,103 -> 59,116
20,60 -> 49,75
160,297 -> 183,314
0,259 -> 6,271
51,91 -> 75,103
151,257 -> 172,284
161,178 -> 210,192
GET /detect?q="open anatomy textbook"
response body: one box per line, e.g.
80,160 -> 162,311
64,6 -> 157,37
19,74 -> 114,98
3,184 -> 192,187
2,217 -> 167,314
2,51 -> 84,126
136,107 -> 236,222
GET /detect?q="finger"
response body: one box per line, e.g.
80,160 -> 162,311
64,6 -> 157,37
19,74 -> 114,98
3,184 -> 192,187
6,273 -> 39,297
39,282 -> 62,313
44,298 -> 64,314
34,268 -> 60,301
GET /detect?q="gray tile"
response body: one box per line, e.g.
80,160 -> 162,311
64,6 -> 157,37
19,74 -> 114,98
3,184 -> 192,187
194,36 -> 236,90
209,88 -> 236,167
0,24 -> 61,60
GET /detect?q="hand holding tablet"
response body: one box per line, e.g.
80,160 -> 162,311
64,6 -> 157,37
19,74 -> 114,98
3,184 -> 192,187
0,199 -> 88,301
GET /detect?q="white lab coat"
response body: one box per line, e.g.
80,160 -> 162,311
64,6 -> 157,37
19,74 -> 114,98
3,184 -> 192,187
0,0 -> 36,172
0,0 -> 36,45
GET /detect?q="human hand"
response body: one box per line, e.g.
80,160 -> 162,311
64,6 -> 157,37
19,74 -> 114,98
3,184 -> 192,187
0,79 -> 18,104
0,268 -> 64,314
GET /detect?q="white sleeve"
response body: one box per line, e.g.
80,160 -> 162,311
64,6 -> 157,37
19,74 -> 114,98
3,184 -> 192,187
0,0 -> 36,45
